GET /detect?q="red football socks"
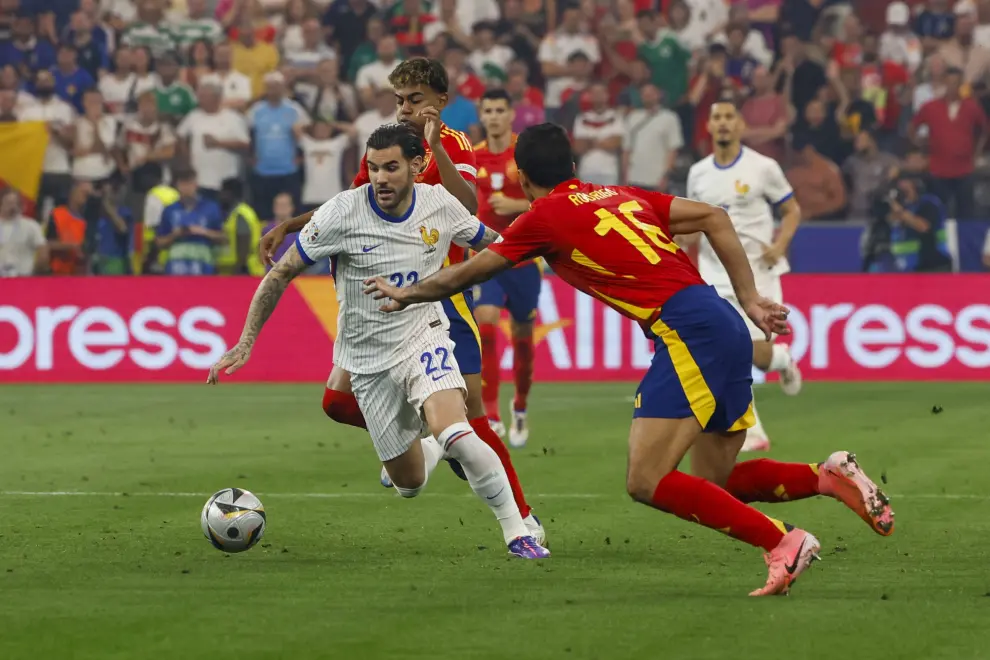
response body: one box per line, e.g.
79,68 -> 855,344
725,460 -> 821,503
512,335 -> 534,412
479,323 -> 501,421
650,470 -> 788,552
469,416 -> 532,519
321,388 -> 367,430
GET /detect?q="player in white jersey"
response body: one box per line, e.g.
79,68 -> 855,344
207,124 -> 549,559
684,100 -> 803,452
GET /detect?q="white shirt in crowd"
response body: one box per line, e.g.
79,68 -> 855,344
623,107 -> 683,188
199,71 -> 253,108
177,108 -> 250,191
19,97 -> 76,175
99,72 -> 137,118
285,45 -> 336,70
356,59 -> 403,94
431,0 -> 499,35
300,133 -> 352,205
0,215 -> 45,277
573,108 -> 624,186
73,115 -> 119,181
297,183 -> 487,375
469,44 -> 515,79
119,117 -> 177,171
687,146 -> 795,287
354,108 -> 394,149
681,0 -> 729,48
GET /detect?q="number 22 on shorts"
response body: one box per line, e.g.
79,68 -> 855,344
421,346 -> 453,381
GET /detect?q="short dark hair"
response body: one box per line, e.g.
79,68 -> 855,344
173,168 -> 197,183
388,57 -> 448,95
515,123 -> 575,189
636,9 -> 657,20
480,88 -> 512,106
366,123 -> 426,161
946,66 -> 964,78
566,51 -> 591,64
221,177 -> 243,197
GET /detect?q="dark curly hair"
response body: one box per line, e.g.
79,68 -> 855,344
388,57 -> 448,95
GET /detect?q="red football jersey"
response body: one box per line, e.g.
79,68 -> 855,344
353,123 -> 477,263
474,136 -> 527,233
488,179 -> 705,328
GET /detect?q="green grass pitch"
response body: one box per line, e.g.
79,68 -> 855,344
1,382 -> 989,659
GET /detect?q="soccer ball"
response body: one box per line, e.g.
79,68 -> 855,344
200,488 -> 267,553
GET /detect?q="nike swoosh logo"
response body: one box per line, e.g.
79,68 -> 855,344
486,487 -> 505,500
362,245 -> 381,252
431,372 -> 448,381
784,538 -> 808,574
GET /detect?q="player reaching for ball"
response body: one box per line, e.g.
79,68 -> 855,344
208,123 -> 549,559
257,58 -> 544,544
364,123 -> 895,596
472,89 -> 541,447
684,99 -> 803,452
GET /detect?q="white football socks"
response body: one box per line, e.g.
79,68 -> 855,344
420,435 -> 444,476
767,344 -> 792,373
437,422 -> 529,544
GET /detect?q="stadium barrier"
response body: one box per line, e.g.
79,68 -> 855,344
1,274 -> 987,383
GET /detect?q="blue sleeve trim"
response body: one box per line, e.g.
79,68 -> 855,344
295,234 -> 316,265
469,222 -> 487,246
772,191 -> 794,207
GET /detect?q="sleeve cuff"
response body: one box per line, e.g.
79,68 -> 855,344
468,222 -> 487,247
772,191 -> 794,207
295,234 -> 316,265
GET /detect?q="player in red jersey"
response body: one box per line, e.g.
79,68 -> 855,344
472,89 -> 542,448
365,123 -> 896,596
257,59 -> 543,543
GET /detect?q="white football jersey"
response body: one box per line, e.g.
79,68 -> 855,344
296,184 -> 489,375
687,146 -> 794,287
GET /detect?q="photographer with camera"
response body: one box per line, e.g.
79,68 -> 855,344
865,175 -> 952,273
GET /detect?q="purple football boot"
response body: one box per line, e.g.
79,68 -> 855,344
507,535 -> 550,559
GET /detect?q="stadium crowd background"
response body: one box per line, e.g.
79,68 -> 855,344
1,0 -> 990,278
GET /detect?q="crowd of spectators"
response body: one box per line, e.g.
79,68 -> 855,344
2,0 -> 990,277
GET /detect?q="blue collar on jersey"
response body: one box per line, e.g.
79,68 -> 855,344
367,184 -> 417,223
712,146 -> 745,171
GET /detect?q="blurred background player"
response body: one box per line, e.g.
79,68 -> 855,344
366,122 -> 895,597
473,88 -> 540,448
685,100 -> 803,453
258,59 -> 543,544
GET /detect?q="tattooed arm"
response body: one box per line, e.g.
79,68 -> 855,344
207,245 -> 310,383
470,225 -> 502,250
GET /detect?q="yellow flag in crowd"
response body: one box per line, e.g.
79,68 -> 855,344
0,121 -> 48,203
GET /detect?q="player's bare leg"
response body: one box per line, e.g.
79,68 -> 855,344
321,367 -> 366,429
626,417 -> 819,596
463,371 -> 544,544
422,389 -> 548,558
691,433 -> 895,536
475,303 -> 506,436
507,319 -> 534,449
380,433 -> 445,498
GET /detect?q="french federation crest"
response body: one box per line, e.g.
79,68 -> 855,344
420,225 -> 439,253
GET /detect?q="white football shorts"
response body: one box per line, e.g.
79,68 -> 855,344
715,276 -> 784,342
350,329 -> 467,461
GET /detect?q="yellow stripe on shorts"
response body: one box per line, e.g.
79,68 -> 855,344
649,318 -> 716,428
450,291 -> 481,349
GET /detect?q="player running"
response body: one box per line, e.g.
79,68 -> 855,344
364,123 -> 895,596
208,124 -> 549,559
685,100 -> 803,452
258,59 -> 544,544
473,89 -> 541,448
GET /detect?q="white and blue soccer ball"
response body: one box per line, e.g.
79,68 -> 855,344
201,488 -> 267,553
